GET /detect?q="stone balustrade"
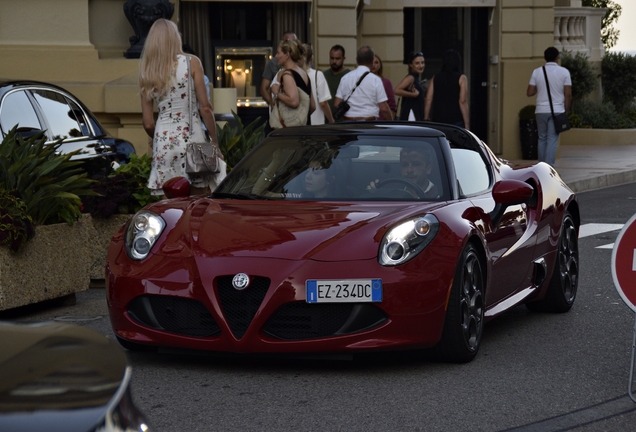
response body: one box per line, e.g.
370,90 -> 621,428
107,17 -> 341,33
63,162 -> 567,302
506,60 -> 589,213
554,6 -> 606,61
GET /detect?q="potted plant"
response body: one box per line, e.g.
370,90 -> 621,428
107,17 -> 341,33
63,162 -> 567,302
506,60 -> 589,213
217,112 -> 266,171
0,127 -> 98,310
0,189 -> 35,253
519,105 -> 538,160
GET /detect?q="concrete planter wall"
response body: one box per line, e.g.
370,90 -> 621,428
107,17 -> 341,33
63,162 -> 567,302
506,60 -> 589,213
0,214 -> 94,311
0,214 -> 132,311
89,215 -> 131,281
560,128 -> 636,146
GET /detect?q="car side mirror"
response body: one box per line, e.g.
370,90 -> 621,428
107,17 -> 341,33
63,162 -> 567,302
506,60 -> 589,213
163,176 -> 191,198
492,179 -> 534,205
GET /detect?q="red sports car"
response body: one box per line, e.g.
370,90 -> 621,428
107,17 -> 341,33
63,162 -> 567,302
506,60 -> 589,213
106,122 -> 579,362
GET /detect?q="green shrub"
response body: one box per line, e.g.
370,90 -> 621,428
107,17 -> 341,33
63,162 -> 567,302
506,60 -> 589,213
217,112 -> 266,171
601,52 -> 636,113
568,112 -> 585,129
561,51 -> 597,103
572,99 -> 635,129
82,153 -> 159,218
0,189 -> 35,252
0,127 -> 97,225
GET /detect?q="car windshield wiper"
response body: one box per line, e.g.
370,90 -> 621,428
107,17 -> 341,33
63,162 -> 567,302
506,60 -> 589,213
210,192 -> 274,200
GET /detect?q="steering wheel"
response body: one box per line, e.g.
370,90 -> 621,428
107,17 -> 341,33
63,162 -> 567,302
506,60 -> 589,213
376,178 -> 426,199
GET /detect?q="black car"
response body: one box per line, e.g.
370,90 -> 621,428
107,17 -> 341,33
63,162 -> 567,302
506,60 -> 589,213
0,81 -> 135,178
0,321 -> 150,432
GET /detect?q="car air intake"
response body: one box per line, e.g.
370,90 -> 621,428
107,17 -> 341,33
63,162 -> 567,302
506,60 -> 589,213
127,295 -> 220,338
217,276 -> 270,339
263,303 -> 388,340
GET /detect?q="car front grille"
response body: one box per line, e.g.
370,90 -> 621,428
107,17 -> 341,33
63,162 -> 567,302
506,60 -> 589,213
217,276 -> 270,340
263,302 -> 388,340
127,295 -> 220,338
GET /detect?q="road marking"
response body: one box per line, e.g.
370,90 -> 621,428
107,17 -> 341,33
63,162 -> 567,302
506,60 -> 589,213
597,243 -> 614,249
578,223 -> 624,249
579,223 -> 624,238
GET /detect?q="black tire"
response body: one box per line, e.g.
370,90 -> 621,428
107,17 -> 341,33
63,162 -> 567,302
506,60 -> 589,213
116,336 -> 155,352
435,243 -> 485,363
526,212 -> 578,313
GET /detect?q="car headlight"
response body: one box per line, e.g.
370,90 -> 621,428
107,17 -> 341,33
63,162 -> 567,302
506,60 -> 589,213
125,211 -> 166,260
379,214 -> 439,266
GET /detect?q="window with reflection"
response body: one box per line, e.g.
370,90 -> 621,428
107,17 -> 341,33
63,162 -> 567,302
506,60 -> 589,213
451,148 -> 490,196
215,136 -> 449,202
0,90 -> 41,134
32,90 -> 83,141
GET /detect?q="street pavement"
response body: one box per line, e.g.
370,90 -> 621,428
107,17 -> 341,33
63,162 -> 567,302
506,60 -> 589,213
518,142 -> 636,193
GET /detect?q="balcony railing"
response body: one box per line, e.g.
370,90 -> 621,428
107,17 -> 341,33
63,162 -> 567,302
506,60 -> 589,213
554,6 -> 606,61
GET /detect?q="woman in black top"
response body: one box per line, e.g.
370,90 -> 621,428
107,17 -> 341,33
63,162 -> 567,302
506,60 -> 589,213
271,39 -> 315,126
424,49 -> 469,129
394,51 -> 426,121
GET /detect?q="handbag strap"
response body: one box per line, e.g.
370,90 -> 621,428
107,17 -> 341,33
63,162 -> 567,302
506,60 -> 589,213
274,69 -> 290,128
344,71 -> 370,102
542,66 -> 556,118
187,56 -> 194,138
277,104 -> 287,128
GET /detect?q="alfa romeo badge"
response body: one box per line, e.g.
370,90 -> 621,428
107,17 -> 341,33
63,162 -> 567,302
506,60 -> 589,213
232,273 -> 250,290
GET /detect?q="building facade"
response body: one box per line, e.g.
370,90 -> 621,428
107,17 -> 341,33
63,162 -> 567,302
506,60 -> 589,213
0,0 -> 604,159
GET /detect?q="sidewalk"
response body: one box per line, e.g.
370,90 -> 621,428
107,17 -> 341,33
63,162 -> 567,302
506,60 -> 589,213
512,144 -> 636,193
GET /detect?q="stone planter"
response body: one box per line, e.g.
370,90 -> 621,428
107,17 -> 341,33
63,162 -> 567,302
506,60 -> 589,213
560,128 -> 636,146
0,214 -> 94,311
89,215 -> 131,282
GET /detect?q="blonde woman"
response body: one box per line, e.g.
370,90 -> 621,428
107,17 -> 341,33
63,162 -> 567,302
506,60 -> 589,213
139,18 -> 223,196
269,39 -> 315,127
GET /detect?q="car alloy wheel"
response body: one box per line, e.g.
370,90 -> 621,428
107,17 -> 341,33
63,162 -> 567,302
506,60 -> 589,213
436,243 -> 484,363
459,249 -> 484,351
526,211 -> 578,313
555,214 -> 578,304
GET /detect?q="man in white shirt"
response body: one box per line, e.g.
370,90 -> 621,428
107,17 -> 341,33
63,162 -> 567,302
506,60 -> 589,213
527,46 -> 572,166
334,46 -> 393,121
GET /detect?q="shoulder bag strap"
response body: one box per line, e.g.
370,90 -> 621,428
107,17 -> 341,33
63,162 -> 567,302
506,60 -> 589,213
344,71 -> 371,102
187,56 -> 194,139
542,66 -> 556,118
276,69 -> 292,128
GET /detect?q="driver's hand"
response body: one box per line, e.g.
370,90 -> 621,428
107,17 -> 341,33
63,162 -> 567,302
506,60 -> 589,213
367,179 -> 379,190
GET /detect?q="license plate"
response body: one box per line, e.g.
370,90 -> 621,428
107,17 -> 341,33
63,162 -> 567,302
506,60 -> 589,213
306,279 -> 382,303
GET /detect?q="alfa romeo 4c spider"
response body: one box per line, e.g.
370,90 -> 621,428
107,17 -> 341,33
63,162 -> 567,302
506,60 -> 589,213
106,122 -> 579,363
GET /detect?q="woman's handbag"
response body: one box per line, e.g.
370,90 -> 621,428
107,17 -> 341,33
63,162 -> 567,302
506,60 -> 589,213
542,66 -> 571,134
269,70 -> 310,128
185,56 -> 220,175
185,142 -> 220,175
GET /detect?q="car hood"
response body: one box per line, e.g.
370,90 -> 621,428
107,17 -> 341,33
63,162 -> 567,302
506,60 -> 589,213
153,199 -> 445,261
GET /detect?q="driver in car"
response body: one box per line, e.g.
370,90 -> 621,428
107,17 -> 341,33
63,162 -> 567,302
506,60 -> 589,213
367,146 -> 440,199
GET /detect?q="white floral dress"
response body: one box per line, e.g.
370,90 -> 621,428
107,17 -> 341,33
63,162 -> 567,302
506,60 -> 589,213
147,54 -> 224,195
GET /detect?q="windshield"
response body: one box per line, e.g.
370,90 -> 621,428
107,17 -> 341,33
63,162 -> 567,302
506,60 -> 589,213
216,135 -> 449,201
